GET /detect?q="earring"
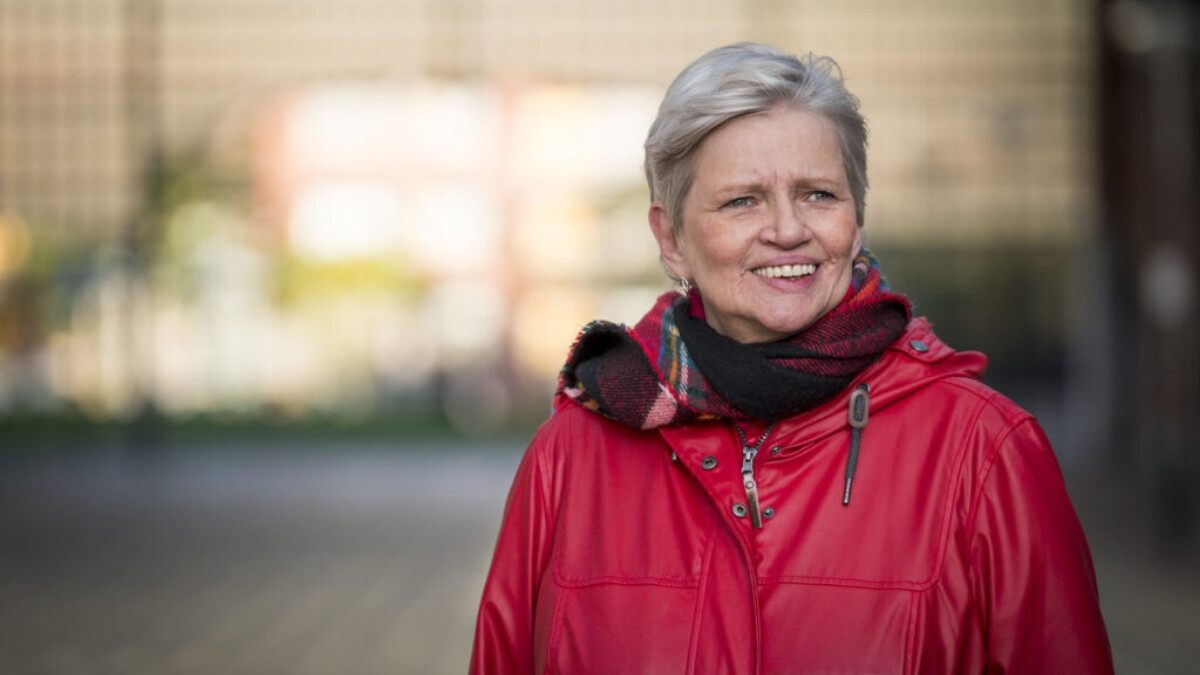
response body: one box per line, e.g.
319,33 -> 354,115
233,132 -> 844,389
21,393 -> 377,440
678,278 -> 692,295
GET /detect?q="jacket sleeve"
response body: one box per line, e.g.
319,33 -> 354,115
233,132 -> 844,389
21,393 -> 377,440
969,416 -> 1114,674
469,420 -> 560,674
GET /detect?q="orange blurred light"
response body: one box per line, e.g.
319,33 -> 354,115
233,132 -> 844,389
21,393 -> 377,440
0,211 -> 32,278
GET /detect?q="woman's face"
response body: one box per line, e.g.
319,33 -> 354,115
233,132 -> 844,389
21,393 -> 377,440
651,104 -> 862,344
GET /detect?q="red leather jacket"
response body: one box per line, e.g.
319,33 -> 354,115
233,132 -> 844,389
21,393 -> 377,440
471,318 -> 1113,674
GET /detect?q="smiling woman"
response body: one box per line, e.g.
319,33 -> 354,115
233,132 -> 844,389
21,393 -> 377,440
471,43 -> 1114,674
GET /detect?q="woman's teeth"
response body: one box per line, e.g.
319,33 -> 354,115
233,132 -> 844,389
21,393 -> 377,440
753,263 -> 816,279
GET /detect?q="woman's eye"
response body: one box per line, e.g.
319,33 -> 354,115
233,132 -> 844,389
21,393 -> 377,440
807,191 -> 835,202
724,196 -> 753,208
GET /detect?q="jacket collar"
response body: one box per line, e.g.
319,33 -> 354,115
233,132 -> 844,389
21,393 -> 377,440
659,317 -> 987,454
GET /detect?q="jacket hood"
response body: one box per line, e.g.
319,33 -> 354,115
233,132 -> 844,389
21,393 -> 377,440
764,316 -> 987,450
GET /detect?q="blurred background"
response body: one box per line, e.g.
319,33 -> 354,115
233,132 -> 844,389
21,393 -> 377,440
0,0 -> 1196,673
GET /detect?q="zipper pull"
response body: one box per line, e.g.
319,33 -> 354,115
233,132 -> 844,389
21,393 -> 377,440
742,444 -> 763,529
843,383 -> 870,506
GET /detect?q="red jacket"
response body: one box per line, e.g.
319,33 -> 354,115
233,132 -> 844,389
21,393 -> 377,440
471,318 -> 1113,674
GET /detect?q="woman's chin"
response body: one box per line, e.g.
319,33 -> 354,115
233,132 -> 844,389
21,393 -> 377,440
754,301 -> 828,339
718,313 -> 818,344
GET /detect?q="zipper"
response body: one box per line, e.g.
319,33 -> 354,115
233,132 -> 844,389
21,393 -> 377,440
735,421 -> 775,529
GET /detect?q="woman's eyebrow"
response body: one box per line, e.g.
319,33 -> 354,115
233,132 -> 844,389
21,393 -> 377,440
712,180 -> 766,195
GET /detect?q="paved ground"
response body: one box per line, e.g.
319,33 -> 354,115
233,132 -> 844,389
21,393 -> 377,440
0,440 -> 522,675
0,439 -> 1197,674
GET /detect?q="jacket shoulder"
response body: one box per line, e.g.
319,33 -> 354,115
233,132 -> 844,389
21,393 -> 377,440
886,316 -> 1036,429
941,374 -> 1037,430
538,396 -> 619,444
532,396 -> 660,460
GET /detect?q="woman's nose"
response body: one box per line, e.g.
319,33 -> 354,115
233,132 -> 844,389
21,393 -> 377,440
762,203 -> 812,247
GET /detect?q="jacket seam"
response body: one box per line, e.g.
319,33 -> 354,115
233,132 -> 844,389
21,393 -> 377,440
535,405 -> 571,562
537,420 -> 563,628
546,410 -> 574,528
536,448 -> 555,546
963,411 -> 1028,538
552,572 -> 700,588
904,589 -> 921,675
686,524 -> 718,675
756,576 -> 938,591
960,400 -> 1029,653
544,579 -> 566,675
926,385 -> 992,591
940,378 -> 1033,428
537,414 -> 571,675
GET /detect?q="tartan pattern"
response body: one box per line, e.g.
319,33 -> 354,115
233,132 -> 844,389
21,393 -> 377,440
657,303 -> 707,405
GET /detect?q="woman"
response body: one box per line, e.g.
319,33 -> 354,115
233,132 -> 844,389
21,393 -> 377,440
471,43 -> 1113,673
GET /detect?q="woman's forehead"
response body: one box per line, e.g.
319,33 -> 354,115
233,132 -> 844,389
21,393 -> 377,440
690,109 -> 845,187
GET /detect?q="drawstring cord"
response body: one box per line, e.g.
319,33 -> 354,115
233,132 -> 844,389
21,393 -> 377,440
842,383 -> 870,506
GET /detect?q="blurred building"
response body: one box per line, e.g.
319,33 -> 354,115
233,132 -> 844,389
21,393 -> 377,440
1098,0 -> 1199,548
1,0 -> 1095,240
0,0 -> 1100,430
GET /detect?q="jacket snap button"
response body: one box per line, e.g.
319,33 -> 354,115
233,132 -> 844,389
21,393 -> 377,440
732,503 -> 747,518
763,507 -> 776,519
701,456 -> 718,470
909,339 -> 929,352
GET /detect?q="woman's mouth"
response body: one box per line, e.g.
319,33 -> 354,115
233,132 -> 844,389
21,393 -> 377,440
751,263 -> 816,279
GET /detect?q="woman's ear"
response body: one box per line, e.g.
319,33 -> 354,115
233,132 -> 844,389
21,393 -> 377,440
649,203 -> 690,280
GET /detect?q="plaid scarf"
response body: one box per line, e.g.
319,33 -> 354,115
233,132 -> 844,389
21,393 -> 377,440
557,249 -> 911,429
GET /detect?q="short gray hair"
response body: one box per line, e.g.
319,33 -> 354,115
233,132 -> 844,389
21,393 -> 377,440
644,42 -> 869,228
